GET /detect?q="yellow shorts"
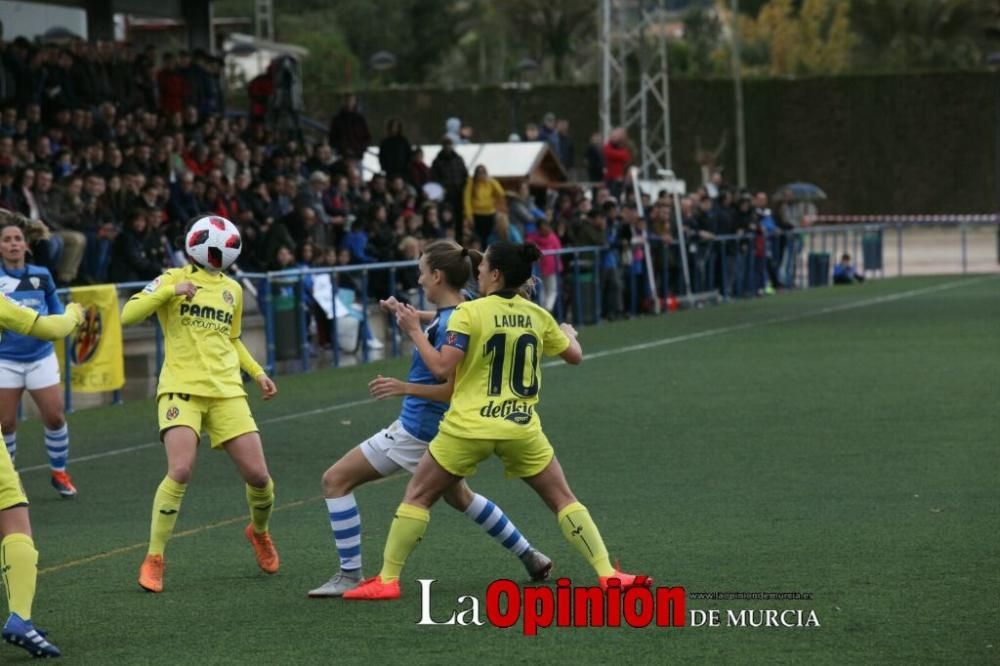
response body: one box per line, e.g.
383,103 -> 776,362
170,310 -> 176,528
158,393 -> 258,449
429,429 -> 554,479
0,437 -> 28,510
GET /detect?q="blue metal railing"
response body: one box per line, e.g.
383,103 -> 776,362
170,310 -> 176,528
30,218 -> 998,417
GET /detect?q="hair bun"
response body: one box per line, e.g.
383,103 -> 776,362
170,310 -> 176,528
521,243 -> 542,263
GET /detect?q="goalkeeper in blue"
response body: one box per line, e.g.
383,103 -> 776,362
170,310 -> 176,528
308,240 -> 551,597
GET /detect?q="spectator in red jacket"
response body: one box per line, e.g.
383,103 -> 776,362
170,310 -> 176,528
156,53 -> 189,115
603,127 -> 631,202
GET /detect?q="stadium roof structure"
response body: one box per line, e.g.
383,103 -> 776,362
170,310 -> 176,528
26,0 -> 215,48
362,141 -> 567,188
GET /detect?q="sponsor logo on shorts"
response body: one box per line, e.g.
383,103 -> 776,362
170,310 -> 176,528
222,289 -> 234,306
165,406 -> 180,421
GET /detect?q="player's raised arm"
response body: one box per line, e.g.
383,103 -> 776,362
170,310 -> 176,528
557,322 -> 583,365
379,296 -> 437,323
26,302 -> 84,340
368,372 -> 455,403
121,272 -> 185,325
395,304 -> 465,380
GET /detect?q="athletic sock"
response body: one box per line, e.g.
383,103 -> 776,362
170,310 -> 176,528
3,432 -> 15,464
1,533 -> 38,619
148,476 -> 187,556
379,503 -> 429,582
325,494 -> 362,572
463,493 -> 531,558
44,424 -> 69,472
246,478 -> 275,534
557,501 -> 615,577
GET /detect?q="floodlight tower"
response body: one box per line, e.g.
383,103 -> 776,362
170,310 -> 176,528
255,0 -> 274,41
599,0 -> 673,179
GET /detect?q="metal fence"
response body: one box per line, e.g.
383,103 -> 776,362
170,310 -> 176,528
41,217 -> 999,414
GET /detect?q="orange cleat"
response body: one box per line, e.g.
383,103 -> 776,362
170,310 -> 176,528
244,524 -> 280,574
138,554 -> 164,593
599,570 -> 653,591
342,575 -> 401,600
51,471 -> 77,498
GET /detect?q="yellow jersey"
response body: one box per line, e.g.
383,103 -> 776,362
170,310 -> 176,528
122,265 -> 263,398
0,293 -> 41,340
439,292 -> 570,440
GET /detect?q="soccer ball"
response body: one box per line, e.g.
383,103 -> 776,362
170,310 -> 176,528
186,215 -> 242,271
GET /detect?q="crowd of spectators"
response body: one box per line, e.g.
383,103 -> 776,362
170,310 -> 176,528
0,33 -> 802,329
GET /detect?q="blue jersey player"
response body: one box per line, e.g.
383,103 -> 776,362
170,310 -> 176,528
308,240 -> 552,597
0,222 -> 76,498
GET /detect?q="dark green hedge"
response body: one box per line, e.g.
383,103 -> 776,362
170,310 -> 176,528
305,71 -> 998,214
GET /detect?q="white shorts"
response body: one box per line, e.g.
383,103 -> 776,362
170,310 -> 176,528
0,352 -> 61,391
360,420 -> 429,476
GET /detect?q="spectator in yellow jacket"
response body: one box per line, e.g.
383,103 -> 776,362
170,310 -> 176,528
463,165 -> 506,245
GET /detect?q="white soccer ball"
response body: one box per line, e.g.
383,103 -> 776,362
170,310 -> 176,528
185,215 -> 242,271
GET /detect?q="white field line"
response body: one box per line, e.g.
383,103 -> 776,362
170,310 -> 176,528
20,276 -> 993,475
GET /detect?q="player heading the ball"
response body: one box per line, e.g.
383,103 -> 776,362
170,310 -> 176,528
121,215 -> 280,594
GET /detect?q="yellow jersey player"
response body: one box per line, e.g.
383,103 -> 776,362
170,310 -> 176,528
345,241 -> 650,600
122,223 -> 279,594
0,293 -> 83,658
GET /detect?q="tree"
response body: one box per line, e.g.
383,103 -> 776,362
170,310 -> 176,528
678,6 -> 726,76
737,0 -> 854,75
851,0 -> 983,71
504,0 -> 595,80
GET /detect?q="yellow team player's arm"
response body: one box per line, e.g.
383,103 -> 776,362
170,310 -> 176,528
233,338 -> 264,378
395,303 -> 468,380
543,314 -> 582,365
121,271 -> 184,325
368,372 -> 455,403
0,293 -> 83,340
230,281 -> 277,400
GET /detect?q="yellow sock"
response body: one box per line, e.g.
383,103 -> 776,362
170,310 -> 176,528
246,478 -> 275,534
379,503 -> 430,582
557,501 -> 615,577
1,533 -> 38,619
148,476 -> 186,556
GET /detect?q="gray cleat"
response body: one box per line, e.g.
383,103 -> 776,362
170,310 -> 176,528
521,548 -> 554,582
307,570 -> 364,597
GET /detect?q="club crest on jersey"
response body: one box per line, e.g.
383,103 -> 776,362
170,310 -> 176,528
29,277 -> 40,289
165,406 -> 180,421
222,289 -> 234,306
70,305 -> 102,365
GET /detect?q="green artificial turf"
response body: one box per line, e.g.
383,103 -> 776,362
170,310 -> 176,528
4,275 -> 997,664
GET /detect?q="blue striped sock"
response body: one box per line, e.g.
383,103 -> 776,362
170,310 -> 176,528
3,432 -> 15,464
44,425 -> 69,472
464,493 -> 531,558
325,494 -> 362,572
